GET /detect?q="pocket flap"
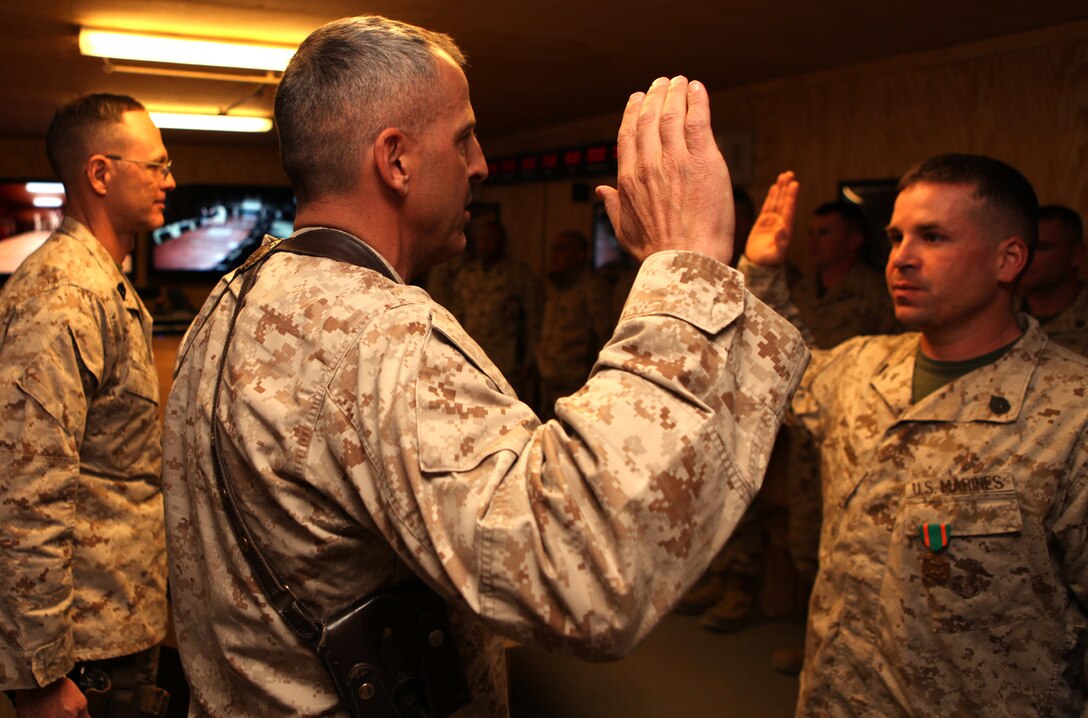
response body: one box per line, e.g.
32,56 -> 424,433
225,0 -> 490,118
416,315 -> 533,473
121,358 -> 159,404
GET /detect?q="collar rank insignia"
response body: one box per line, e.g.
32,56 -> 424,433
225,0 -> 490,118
919,523 -> 951,552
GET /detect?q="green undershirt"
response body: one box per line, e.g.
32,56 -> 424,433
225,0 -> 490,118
911,338 -> 1019,404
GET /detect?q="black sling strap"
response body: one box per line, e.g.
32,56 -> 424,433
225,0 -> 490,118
205,229 -> 470,717
208,228 -> 394,641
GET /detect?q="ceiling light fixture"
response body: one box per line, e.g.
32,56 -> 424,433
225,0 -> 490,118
25,182 -> 65,195
79,28 -> 296,73
149,112 -> 273,133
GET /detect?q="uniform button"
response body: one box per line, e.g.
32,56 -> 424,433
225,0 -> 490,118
989,396 -> 1010,414
358,683 -> 376,700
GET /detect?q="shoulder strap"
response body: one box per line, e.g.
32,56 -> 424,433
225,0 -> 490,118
207,228 -> 395,644
276,228 -> 398,282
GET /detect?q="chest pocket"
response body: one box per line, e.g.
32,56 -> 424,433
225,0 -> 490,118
415,317 -> 531,474
903,489 -> 1038,633
120,308 -> 157,404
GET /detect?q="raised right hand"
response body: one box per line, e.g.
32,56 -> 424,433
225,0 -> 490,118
595,76 -> 735,265
15,678 -> 90,718
744,171 -> 799,267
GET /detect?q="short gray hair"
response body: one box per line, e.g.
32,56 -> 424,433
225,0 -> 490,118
275,16 -> 465,201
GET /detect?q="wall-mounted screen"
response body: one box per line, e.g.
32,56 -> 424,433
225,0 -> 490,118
591,202 -> 635,272
151,184 -> 295,276
0,180 -> 64,276
0,180 -> 134,279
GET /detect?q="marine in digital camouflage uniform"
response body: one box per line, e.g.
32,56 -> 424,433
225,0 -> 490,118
0,94 -> 174,716
743,159 -> 1088,716
1020,205 -> 1088,357
1038,283 -> 1088,355
450,221 -> 542,400
535,230 -> 616,420
161,16 -> 809,717
691,201 -> 899,635
791,268 -> 897,349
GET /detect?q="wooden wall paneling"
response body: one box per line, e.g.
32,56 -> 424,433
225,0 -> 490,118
473,181 -> 549,277
1,23 -> 1084,285
0,137 -> 53,179
478,26 -> 1087,277
166,141 -> 287,186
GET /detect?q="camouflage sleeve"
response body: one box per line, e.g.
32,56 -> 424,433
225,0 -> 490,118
0,287 -> 109,688
785,336 -> 868,448
1053,423 -> 1088,608
737,255 -> 816,345
330,250 -> 808,659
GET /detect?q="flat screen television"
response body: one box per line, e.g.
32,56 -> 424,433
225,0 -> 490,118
150,184 -> 295,277
0,180 -> 65,278
591,202 -> 636,272
0,180 -> 136,280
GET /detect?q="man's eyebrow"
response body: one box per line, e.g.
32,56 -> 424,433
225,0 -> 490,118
885,221 -> 946,233
457,119 -> 476,138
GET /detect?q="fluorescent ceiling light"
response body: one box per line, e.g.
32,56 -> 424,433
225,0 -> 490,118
79,28 -> 295,72
26,182 -> 65,194
842,187 -> 864,205
149,112 -> 273,133
33,197 -> 65,208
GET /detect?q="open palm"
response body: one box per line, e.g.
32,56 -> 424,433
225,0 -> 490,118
745,171 -> 798,267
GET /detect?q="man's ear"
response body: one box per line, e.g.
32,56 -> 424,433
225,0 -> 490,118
84,155 -> 110,197
997,235 -> 1030,283
373,128 -> 411,197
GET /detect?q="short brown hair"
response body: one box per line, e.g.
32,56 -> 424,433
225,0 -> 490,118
898,153 -> 1039,251
46,93 -> 145,182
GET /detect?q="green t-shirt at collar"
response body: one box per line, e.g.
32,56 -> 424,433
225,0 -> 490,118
911,338 -> 1019,404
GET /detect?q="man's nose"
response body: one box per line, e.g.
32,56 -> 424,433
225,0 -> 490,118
469,138 -> 488,183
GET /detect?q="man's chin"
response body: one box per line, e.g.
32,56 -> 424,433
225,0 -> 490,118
422,234 -> 467,273
444,233 -> 468,260
892,307 -> 925,331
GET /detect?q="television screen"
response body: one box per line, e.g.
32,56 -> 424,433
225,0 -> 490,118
592,202 -> 635,272
0,180 -> 134,277
151,184 -> 295,275
0,180 -> 64,275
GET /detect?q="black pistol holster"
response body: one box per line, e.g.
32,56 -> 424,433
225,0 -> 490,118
206,229 -> 472,718
320,585 -> 471,717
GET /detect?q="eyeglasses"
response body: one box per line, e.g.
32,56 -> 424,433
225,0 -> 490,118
103,154 -> 174,179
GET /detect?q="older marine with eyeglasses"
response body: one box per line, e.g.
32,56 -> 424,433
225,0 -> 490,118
0,93 -> 175,718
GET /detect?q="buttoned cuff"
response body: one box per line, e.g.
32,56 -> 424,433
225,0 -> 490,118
31,632 -> 75,688
621,251 -> 744,334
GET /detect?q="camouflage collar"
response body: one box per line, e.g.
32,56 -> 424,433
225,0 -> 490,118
872,317 -> 1046,425
57,216 -> 148,321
